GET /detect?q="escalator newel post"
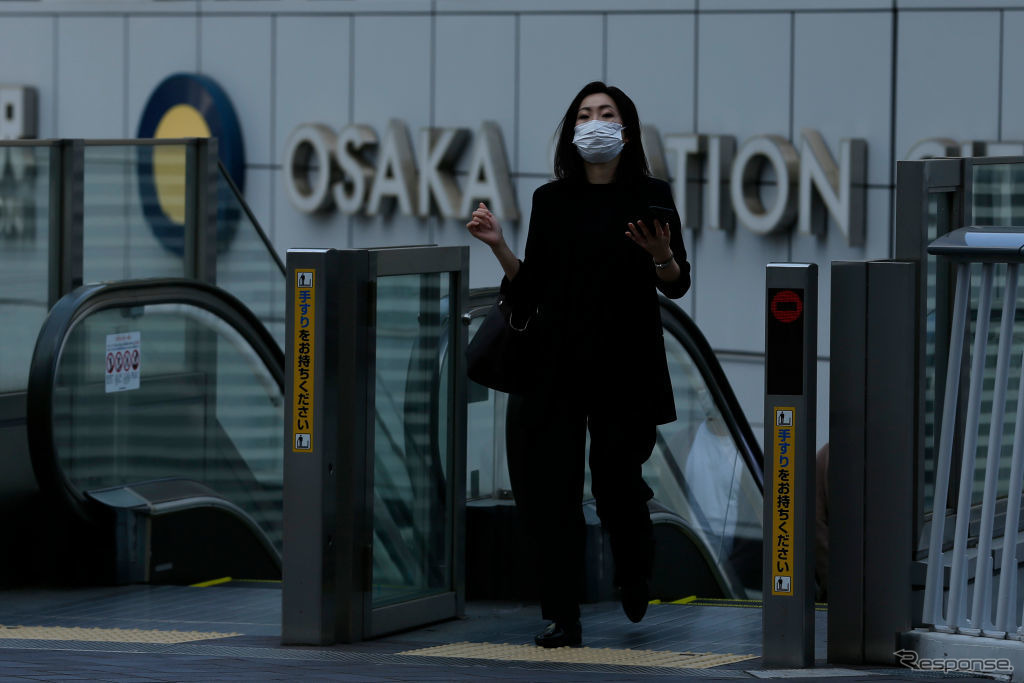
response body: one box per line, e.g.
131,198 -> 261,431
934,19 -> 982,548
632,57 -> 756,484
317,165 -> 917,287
762,263 -> 817,668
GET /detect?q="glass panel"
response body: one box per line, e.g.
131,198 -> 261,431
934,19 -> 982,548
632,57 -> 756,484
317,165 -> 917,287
215,166 -> 284,349
0,145 -> 51,393
968,163 -> 1024,501
971,162 -> 1024,227
82,145 -> 186,283
52,301 -> 284,549
459,315 -> 511,501
644,331 -> 763,599
372,273 -> 452,607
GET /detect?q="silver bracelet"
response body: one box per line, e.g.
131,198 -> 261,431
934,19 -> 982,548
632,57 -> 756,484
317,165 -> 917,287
654,254 -> 674,270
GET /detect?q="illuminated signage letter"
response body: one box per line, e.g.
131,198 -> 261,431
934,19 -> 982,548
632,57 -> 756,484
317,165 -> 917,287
706,135 -> 736,231
798,129 -> 866,246
663,134 -> 704,231
641,124 -> 669,182
459,121 -> 519,221
417,127 -> 469,219
366,119 -> 418,217
730,135 -> 799,235
284,123 -> 338,214
333,124 -> 377,215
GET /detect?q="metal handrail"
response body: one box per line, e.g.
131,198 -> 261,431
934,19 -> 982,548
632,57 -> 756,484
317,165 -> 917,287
924,227 -> 1024,638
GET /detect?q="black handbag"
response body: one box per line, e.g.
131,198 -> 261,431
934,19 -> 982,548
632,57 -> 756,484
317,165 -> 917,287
465,296 -> 540,394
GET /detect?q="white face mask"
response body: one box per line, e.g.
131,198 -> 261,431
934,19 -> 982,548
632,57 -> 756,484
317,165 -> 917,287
572,120 -> 625,164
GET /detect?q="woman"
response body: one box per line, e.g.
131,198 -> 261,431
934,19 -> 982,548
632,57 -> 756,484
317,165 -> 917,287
466,81 -> 690,648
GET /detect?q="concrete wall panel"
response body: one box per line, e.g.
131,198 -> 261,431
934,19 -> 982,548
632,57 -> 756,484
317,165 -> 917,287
793,11 -> 893,186
606,13 -> 696,139
353,15 -> 432,134
697,12 -> 790,141
201,16 -> 273,165
895,11 -> 1000,162
517,14 -> 603,176
275,16 -> 351,166
127,17 -> 198,137
434,15 -> 517,174
56,17 -> 125,138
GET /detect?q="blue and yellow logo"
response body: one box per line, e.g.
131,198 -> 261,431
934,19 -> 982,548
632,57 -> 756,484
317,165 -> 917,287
137,73 -> 245,255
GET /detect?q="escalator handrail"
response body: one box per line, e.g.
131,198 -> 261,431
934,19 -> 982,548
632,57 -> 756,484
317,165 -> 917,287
26,277 -> 284,521
658,296 -> 765,490
217,160 -> 286,276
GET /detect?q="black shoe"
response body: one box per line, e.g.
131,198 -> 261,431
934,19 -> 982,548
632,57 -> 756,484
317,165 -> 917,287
534,620 -> 582,648
620,577 -> 650,623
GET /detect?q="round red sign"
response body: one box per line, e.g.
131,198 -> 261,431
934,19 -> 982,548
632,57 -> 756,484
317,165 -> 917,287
770,290 -> 803,324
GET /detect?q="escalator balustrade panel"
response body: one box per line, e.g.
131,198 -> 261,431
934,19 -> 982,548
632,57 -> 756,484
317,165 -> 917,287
28,281 -> 284,583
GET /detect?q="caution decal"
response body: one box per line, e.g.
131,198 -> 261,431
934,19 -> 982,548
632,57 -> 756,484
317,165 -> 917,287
293,270 -> 315,452
771,407 -> 795,595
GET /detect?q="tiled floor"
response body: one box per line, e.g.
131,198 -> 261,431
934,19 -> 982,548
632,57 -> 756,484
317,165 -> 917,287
0,584 -> 995,681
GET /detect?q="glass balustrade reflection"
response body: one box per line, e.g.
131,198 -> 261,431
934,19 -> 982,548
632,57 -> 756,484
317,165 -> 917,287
215,166 -> 284,349
82,144 -> 188,283
968,162 -> 1024,502
51,302 -> 284,549
0,144 -> 51,393
643,331 -> 763,598
372,273 -> 453,608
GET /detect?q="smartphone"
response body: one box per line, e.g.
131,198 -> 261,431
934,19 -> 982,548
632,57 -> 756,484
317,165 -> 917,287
647,204 -> 675,226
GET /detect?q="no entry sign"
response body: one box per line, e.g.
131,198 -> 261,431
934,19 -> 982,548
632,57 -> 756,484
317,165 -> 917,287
105,332 -> 141,393
770,289 -> 803,323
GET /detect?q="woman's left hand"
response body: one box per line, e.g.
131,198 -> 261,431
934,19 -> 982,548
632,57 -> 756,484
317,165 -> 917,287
626,219 -> 673,263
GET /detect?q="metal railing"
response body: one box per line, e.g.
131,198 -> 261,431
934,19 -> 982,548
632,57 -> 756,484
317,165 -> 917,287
924,226 -> 1024,638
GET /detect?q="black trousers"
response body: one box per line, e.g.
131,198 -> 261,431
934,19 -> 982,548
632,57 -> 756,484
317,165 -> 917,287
506,391 -> 657,624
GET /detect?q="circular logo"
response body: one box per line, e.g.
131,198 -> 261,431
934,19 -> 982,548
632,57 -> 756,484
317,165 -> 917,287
131,349 -> 140,371
137,73 -> 246,256
770,290 -> 803,323
115,351 -> 124,372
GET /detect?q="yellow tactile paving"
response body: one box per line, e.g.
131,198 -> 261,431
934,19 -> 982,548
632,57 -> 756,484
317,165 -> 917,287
399,641 -> 757,669
0,625 -> 239,644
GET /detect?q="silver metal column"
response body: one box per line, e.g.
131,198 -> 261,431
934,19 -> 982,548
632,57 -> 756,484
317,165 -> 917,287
763,263 -> 817,668
282,248 -> 373,645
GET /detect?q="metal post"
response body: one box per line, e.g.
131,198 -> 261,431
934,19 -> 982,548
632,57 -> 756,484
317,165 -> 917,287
923,262 -> 970,627
47,139 -> 82,307
863,261 -> 917,661
996,309 -> 1024,633
282,248 -> 373,645
946,263 -> 993,632
972,264 -> 1018,635
184,137 -> 218,284
828,262 -> 867,663
763,263 -> 817,668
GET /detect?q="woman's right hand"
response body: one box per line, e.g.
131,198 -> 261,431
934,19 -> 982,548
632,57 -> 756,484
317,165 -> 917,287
466,202 -> 504,248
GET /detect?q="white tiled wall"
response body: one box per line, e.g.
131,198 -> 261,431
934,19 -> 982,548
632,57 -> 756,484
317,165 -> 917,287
4,0 -> 1023,442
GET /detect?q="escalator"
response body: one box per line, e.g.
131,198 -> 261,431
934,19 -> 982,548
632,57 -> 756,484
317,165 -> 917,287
26,278 -> 285,584
2,138 -> 762,598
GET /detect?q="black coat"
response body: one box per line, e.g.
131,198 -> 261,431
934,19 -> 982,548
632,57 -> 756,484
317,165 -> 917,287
501,176 -> 691,425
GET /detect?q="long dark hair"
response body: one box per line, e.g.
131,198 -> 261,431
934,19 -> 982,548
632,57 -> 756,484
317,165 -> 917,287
553,81 -> 650,184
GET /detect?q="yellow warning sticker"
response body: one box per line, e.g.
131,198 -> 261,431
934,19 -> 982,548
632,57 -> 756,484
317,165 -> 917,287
293,270 -> 315,453
771,407 -> 795,596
